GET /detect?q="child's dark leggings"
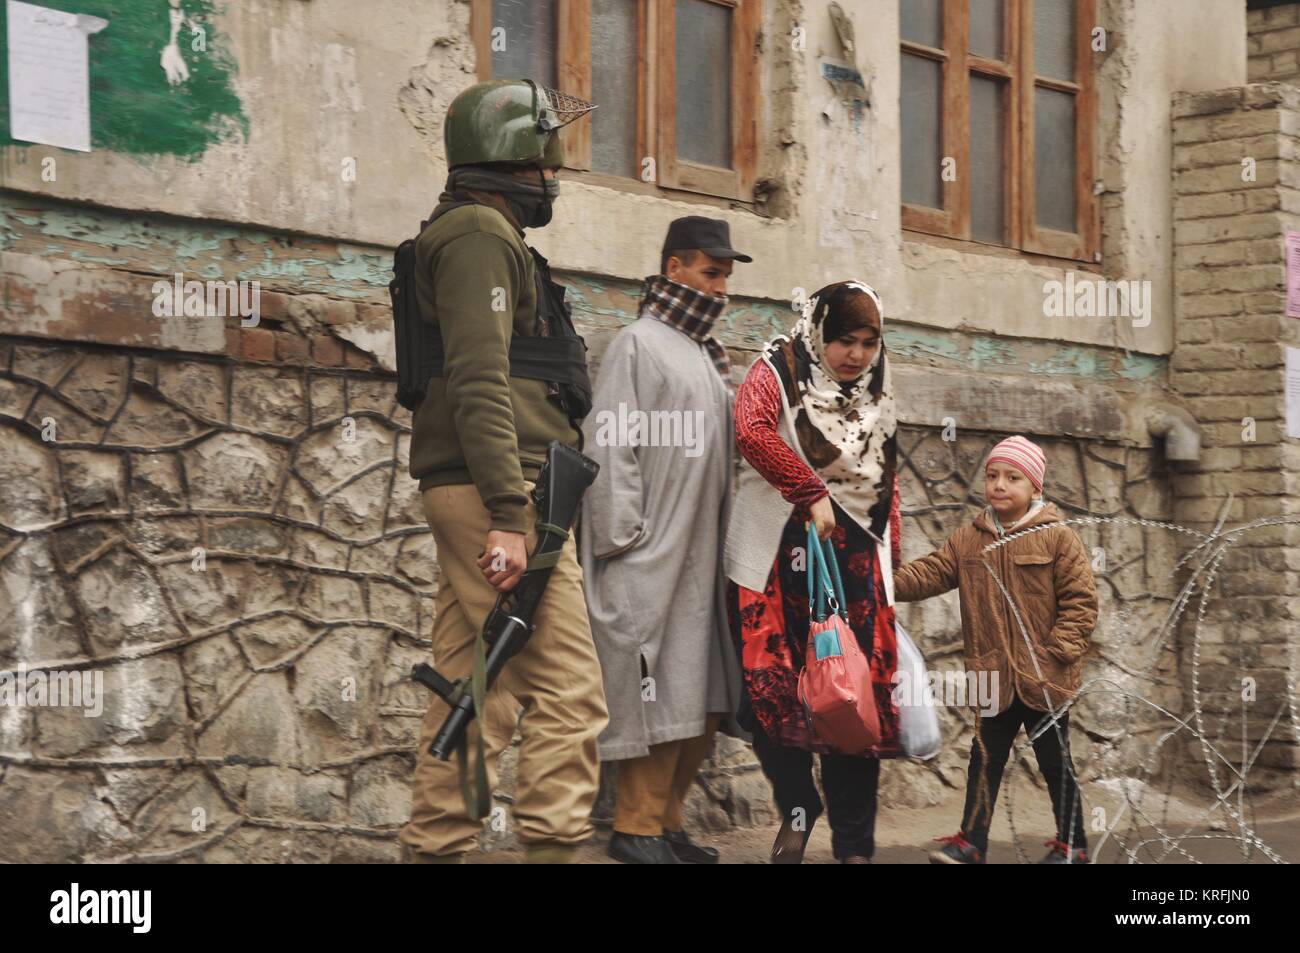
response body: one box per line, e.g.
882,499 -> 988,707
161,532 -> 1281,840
961,692 -> 1087,855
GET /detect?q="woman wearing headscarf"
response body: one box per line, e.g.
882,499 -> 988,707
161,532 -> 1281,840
724,280 -> 902,864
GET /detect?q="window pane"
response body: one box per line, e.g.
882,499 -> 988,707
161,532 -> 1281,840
970,74 -> 1004,243
1034,0 -> 1075,81
591,0 -> 638,176
900,0 -> 943,48
491,0 -> 557,86
675,0 -> 731,168
970,0 -> 1004,60
901,53 -> 943,209
1035,86 -> 1076,232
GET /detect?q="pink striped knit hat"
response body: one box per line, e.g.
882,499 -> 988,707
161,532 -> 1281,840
986,436 -> 1046,492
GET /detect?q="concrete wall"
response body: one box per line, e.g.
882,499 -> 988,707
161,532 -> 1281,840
0,0 -> 440,245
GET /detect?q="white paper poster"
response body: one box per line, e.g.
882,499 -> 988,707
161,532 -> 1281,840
1286,347 -> 1300,440
1287,231 -> 1300,319
6,0 -> 108,152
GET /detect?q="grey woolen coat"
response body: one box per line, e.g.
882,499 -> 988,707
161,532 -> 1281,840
578,317 -> 746,761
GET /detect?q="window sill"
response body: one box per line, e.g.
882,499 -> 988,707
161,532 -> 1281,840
901,227 -> 1103,273
560,168 -> 759,214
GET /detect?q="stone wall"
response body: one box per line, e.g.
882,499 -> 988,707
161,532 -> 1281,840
0,333 -> 435,863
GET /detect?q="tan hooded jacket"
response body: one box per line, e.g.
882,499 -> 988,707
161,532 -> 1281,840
893,502 -> 1097,713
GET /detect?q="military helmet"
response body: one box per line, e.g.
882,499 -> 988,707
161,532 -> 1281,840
444,79 -> 596,170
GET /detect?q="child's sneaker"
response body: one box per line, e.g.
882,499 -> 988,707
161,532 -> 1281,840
1038,839 -> 1088,864
928,832 -> 985,864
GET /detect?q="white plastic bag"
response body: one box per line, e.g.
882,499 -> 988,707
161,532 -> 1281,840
894,620 -> 942,760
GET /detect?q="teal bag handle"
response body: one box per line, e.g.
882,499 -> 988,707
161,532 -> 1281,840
807,522 -> 824,620
822,531 -> 847,610
807,522 -> 845,622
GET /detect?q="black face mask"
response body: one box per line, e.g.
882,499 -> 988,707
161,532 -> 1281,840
443,166 -> 560,229
527,167 -> 561,227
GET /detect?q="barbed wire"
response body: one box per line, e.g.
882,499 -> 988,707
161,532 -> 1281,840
965,507 -> 1300,863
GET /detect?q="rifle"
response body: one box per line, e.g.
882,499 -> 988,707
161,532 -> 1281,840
411,439 -> 599,817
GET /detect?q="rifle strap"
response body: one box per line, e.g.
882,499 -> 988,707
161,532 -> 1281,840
526,551 -> 562,570
455,517 -> 571,817
523,521 -> 568,570
457,627 -> 492,820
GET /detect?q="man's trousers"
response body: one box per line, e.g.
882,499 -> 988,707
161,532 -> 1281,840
613,715 -> 723,835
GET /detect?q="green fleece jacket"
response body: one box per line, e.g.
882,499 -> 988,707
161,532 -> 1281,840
407,201 -> 580,533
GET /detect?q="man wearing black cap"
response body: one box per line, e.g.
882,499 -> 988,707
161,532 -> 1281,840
578,216 -> 751,864
656,214 -> 754,300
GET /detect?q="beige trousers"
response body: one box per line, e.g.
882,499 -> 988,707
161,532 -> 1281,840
399,482 -> 609,857
613,715 -> 722,836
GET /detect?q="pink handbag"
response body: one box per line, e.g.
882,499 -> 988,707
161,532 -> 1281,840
797,525 -> 880,754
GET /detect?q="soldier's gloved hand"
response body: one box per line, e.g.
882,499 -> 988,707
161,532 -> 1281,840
478,530 -> 528,592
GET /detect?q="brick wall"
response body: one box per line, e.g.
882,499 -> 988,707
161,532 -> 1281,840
1171,82 -> 1300,787
1249,3 -> 1300,84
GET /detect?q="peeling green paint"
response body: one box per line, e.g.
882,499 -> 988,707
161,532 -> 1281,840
563,282 -> 639,325
1118,352 -> 1164,380
0,0 -> 247,159
325,250 -> 392,287
175,234 -> 222,259
69,249 -> 129,265
34,215 -> 155,249
1028,347 -> 1103,378
2,193 -> 1171,385
580,277 -> 614,295
556,276 -> 1166,383
243,256 -> 310,281
967,337 -> 1018,369
885,328 -> 965,362
2,194 -> 396,301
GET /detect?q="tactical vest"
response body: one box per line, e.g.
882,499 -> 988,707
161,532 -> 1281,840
390,201 -> 593,430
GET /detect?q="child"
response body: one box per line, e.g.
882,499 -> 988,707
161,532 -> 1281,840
893,436 -> 1098,864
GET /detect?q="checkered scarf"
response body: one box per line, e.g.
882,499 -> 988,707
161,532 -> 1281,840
638,274 -> 732,385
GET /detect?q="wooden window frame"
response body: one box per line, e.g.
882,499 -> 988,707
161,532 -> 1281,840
470,0 -> 760,202
900,0 -> 1098,263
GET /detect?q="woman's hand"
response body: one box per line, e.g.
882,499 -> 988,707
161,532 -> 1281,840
809,495 -> 836,540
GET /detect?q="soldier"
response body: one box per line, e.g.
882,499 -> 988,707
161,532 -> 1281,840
398,79 -> 609,864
